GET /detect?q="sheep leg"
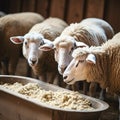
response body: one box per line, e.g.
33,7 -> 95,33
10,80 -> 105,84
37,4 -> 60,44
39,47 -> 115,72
89,82 -> 98,97
99,89 -> 106,100
1,59 -> 9,75
26,63 -> 32,77
83,81 -> 89,95
8,57 -> 19,75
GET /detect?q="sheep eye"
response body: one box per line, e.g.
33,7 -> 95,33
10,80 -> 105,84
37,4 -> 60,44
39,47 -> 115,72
24,41 -> 29,48
69,47 -> 74,54
75,60 -> 84,67
75,61 -> 80,67
25,41 -> 27,45
79,60 -> 84,63
40,41 -> 44,46
54,48 -> 56,51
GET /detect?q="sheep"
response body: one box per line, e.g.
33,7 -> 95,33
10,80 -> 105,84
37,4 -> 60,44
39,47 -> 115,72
63,32 -> 120,93
63,32 -> 120,118
10,17 -> 68,86
39,18 -> 114,96
0,12 -> 44,75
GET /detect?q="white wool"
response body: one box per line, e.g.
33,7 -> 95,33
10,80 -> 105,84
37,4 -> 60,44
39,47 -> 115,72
24,32 -> 44,41
53,35 -> 75,45
72,46 -> 105,58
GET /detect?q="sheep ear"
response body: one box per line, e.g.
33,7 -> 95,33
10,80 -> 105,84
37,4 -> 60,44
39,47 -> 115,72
75,41 -> 88,48
39,39 -> 54,51
10,36 -> 24,44
86,53 -> 96,64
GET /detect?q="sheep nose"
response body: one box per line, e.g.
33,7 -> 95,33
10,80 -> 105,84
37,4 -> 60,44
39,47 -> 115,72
30,58 -> 37,64
59,66 -> 67,74
61,67 -> 67,73
63,75 -> 68,80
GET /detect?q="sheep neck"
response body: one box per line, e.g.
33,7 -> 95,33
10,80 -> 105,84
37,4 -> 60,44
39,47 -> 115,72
86,53 -> 109,89
31,50 -> 57,76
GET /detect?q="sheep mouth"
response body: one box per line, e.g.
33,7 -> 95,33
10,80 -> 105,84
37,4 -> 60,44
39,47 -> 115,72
65,78 -> 75,85
29,62 -> 37,67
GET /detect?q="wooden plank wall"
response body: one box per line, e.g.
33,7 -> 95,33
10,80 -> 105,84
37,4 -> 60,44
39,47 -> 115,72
0,0 -> 120,33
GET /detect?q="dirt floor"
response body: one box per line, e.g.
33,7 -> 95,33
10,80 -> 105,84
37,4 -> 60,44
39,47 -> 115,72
15,58 -> 119,120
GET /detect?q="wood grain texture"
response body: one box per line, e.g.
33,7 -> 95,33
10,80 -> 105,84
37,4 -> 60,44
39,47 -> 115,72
65,0 -> 85,24
49,0 -> 66,19
35,0 -> 50,18
84,0 -> 105,18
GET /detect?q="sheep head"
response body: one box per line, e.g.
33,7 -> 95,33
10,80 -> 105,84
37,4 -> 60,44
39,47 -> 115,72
39,35 -> 88,75
63,55 -> 95,85
63,46 -> 105,85
10,32 -> 47,67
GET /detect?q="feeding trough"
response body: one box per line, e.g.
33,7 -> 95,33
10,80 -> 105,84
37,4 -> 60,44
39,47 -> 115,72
0,75 -> 109,120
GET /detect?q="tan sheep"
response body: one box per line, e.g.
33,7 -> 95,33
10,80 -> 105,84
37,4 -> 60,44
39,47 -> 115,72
39,18 -> 114,96
0,12 -> 44,75
63,32 -> 120,94
10,17 -> 68,86
63,32 -> 120,118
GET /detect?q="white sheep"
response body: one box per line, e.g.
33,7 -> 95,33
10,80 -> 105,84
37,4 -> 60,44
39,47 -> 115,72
63,32 -> 120,118
10,17 -> 68,86
39,18 -> 114,96
0,12 -> 44,75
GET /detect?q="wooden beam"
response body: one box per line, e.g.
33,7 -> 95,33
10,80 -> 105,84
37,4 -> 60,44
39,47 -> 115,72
21,0 -> 36,12
49,0 -> 66,19
66,0 -> 85,24
104,0 -> 120,33
84,0 -> 105,18
35,0 -> 49,18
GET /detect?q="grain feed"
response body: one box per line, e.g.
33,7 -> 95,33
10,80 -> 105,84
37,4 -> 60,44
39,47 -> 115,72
0,82 -> 94,110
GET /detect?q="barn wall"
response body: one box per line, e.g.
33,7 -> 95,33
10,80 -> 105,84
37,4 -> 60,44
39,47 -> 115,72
0,0 -> 120,33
